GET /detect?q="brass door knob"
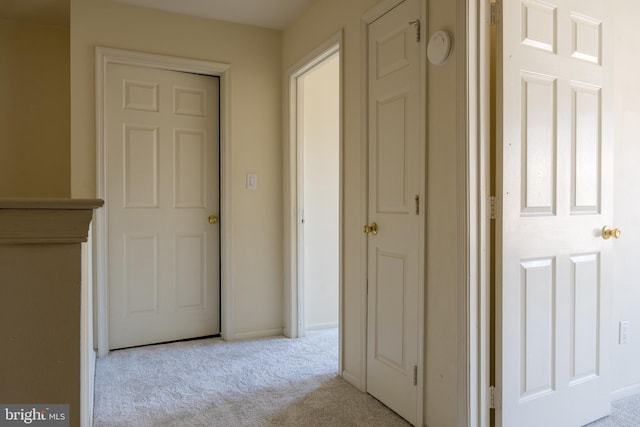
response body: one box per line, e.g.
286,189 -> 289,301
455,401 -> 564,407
363,222 -> 378,236
209,215 -> 218,224
602,226 -> 621,239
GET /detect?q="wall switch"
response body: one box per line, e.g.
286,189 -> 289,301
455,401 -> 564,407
246,173 -> 257,190
619,321 -> 630,344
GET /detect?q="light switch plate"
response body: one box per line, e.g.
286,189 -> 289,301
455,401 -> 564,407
246,173 -> 257,190
620,320 -> 630,344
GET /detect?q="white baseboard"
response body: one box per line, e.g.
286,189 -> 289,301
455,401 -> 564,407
611,383 -> 640,401
232,327 -> 284,341
305,321 -> 339,331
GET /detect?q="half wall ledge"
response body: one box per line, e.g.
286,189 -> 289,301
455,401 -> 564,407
0,197 -> 103,427
0,198 -> 104,244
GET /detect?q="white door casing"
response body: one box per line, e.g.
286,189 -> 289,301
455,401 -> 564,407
365,0 -> 424,425
106,63 -> 220,349
496,0 -> 613,425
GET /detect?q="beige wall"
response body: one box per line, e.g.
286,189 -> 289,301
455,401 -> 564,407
0,244 -> 81,426
424,2 -> 460,426
0,18 -> 70,197
284,0 -> 462,425
70,0 -> 284,337
301,54 -> 340,330
6,0 -> 639,423
611,0 -> 640,398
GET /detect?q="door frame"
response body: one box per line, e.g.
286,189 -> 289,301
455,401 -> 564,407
466,0 -> 491,426
283,32 -> 343,345
289,45 -> 341,339
94,47 -> 234,356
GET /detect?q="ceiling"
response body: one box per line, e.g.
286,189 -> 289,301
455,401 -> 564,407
0,0 -> 314,30
113,0 -> 314,30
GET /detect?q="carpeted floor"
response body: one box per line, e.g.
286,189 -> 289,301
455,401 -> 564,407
93,328 -> 410,426
94,327 -> 640,427
584,393 -> 640,427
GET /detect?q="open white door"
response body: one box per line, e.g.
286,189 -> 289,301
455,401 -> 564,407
365,0 -> 423,425
496,0 -> 614,426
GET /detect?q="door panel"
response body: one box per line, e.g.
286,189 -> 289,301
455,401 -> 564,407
175,233 -> 207,310
123,125 -> 159,208
497,0 -> 613,425
124,234 -> 158,314
174,130 -> 207,208
107,63 -> 220,350
366,0 -> 422,425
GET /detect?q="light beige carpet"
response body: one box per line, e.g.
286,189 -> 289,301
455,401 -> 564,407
94,328 -> 640,426
584,393 -> 640,427
93,328 -> 411,426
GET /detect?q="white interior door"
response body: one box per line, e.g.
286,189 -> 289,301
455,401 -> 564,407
365,0 -> 422,425
106,63 -> 220,350
496,0 -> 614,425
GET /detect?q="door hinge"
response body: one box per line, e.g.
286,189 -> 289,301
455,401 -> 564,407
415,195 -> 420,215
409,19 -> 421,42
413,365 -> 418,386
489,196 -> 497,220
489,385 -> 500,409
490,1 -> 500,26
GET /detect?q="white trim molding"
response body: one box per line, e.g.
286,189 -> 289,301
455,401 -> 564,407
94,47 -> 234,356
475,1 -> 494,426
457,0 -> 472,424
233,327 -> 284,341
611,383 -> 640,402
464,1 -> 491,426
81,231 -> 95,427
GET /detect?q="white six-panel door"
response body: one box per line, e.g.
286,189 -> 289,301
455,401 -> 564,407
106,63 -> 220,350
366,0 -> 422,424
496,0 -> 613,425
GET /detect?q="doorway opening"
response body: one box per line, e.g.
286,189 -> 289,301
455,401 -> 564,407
297,52 -> 340,337
284,33 -> 342,376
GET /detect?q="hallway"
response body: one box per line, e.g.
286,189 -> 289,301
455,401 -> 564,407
93,329 -> 410,426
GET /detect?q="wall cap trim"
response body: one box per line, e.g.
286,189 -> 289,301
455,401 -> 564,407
0,198 -> 104,210
0,198 -> 103,244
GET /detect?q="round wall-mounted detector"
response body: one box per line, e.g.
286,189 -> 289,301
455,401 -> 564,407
427,31 -> 452,66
